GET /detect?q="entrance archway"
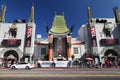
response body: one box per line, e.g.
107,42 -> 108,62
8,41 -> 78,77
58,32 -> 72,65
104,49 -> 118,68
53,37 -> 67,60
3,50 -> 19,67
104,49 -> 118,60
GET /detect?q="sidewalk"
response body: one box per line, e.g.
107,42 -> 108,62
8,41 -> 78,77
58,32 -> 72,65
0,66 -> 120,71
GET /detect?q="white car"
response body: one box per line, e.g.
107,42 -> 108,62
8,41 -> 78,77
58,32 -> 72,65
10,62 -> 35,69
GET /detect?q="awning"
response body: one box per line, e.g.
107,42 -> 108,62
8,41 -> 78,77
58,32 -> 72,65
85,57 -> 93,61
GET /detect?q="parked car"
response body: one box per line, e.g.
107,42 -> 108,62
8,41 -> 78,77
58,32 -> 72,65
10,62 -> 35,69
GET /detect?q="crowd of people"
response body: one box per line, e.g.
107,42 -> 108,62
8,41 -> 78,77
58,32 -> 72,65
72,59 -> 120,69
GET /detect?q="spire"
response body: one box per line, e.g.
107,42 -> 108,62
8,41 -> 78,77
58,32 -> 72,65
113,6 -> 120,23
50,14 -> 69,34
87,6 -> 92,24
0,5 -> 6,22
29,5 -> 34,22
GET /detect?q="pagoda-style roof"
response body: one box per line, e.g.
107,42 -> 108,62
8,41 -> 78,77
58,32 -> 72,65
50,15 -> 69,34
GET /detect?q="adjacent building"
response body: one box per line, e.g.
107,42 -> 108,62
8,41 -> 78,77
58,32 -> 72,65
0,5 -> 36,67
78,7 -> 120,64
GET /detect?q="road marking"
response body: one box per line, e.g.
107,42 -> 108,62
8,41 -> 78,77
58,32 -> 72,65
0,73 -> 120,78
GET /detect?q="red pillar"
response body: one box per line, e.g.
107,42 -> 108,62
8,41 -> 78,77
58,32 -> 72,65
67,47 -> 71,59
49,48 -> 53,61
67,36 -> 72,59
48,36 -> 53,61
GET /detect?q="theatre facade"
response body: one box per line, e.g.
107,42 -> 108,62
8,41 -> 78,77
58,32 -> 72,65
34,14 -> 85,61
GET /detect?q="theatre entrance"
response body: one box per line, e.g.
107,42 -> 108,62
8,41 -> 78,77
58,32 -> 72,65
3,50 -> 19,68
104,49 -> 119,67
53,37 -> 67,60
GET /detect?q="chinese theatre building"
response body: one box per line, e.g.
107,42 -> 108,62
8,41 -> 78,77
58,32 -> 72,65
78,7 -> 120,64
0,5 -> 36,67
48,14 -> 72,61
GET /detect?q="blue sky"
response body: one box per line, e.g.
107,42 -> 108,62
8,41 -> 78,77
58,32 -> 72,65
0,0 -> 120,38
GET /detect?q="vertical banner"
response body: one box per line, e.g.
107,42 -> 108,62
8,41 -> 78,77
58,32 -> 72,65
90,26 -> 97,46
26,26 -> 32,47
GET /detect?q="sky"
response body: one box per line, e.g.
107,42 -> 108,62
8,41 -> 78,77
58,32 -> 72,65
0,0 -> 120,38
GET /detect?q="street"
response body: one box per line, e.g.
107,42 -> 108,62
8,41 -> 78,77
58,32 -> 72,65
0,68 -> 120,80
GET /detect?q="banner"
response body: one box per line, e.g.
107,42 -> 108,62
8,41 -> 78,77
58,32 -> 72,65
39,61 -> 69,67
25,26 -> 32,47
90,26 -> 97,46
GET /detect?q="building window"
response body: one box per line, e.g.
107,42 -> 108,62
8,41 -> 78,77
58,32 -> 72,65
73,48 -> 78,54
41,48 -> 46,55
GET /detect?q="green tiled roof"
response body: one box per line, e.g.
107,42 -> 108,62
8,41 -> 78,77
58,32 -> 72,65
50,15 -> 69,34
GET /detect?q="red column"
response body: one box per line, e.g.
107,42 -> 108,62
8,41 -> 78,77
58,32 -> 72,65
67,36 -> 72,59
49,48 -> 53,61
48,36 -> 53,61
67,47 -> 71,59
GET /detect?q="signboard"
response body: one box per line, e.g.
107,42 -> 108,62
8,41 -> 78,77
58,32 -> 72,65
55,61 -> 69,67
40,61 -> 53,67
1,39 -> 21,47
40,61 -> 69,67
100,38 -> 119,46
